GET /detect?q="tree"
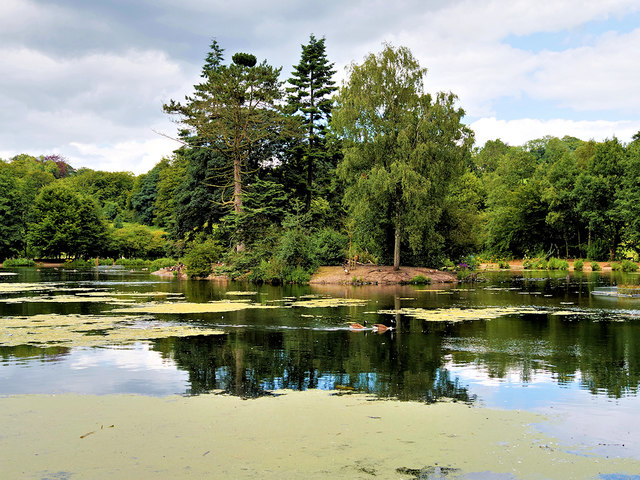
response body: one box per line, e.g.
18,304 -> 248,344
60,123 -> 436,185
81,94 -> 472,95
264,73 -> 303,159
164,41 -> 291,250
131,165 -> 161,225
286,35 -> 337,210
27,184 -> 108,258
574,138 -> 625,260
332,44 -> 473,269
0,167 -> 26,259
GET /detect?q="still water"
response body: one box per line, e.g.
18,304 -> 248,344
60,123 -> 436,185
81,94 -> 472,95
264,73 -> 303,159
2,267 -> 640,460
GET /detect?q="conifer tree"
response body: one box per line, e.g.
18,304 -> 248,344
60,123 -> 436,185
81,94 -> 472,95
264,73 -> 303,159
286,35 -> 337,211
164,40 -> 289,251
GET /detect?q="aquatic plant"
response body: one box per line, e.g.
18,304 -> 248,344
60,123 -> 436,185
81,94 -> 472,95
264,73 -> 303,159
410,274 -> 431,285
621,259 -> 639,272
573,259 -> 584,271
591,261 -> 601,271
1,258 -> 36,267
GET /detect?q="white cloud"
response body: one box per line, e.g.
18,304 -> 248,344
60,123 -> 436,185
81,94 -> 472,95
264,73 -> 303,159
2,0 -> 640,172
531,29 -> 640,112
471,117 -> 640,146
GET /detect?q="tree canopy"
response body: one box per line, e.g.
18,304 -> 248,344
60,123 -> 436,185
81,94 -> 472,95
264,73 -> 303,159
333,44 -> 473,269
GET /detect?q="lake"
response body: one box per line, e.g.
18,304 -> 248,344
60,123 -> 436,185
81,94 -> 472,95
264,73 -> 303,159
2,266 -> 640,479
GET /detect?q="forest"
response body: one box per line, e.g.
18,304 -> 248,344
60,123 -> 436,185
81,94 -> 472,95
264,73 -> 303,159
2,38 -> 640,281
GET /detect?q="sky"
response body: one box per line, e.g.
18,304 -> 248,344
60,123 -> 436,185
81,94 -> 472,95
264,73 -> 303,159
2,0 -> 640,174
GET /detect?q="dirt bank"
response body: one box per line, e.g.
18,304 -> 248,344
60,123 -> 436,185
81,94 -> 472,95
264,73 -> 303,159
310,265 -> 457,285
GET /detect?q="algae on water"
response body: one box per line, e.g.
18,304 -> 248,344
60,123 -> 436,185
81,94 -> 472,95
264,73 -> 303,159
378,306 -> 542,322
0,314 -> 224,347
112,301 -> 277,314
289,298 -> 369,308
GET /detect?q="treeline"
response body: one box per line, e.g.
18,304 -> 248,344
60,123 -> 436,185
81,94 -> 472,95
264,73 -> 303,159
2,38 -> 640,279
0,154 -> 169,261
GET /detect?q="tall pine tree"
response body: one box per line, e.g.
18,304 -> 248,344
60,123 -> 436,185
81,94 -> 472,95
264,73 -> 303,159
286,35 -> 337,211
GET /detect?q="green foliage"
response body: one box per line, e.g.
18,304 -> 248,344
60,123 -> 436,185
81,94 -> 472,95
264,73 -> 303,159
63,258 -> 92,268
611,262 -> 622,271
591,261 -> 601,271
523,257 -> 548,269
182,236 -> 224,278
28,184 -> 109,259
621,260 -> 639,272
110,224 -> 168,259
498,260 -> 510,269
586,238 -> 609,262
232,52 -> 257,67
313,228 -> 348,266
410,274 -> 431,285
114,257 -> 177,271
164,40 -> 294,246
0,167 -> 26,259
286,35 -> 337,210
547,257 -> 569,270
131,165 -> 161,225
333,44 -> 473,269
1,258 -> 36,267
573,259 -> 584,271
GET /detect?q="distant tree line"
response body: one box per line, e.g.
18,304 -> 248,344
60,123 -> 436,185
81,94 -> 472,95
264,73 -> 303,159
2,37 -> 640,278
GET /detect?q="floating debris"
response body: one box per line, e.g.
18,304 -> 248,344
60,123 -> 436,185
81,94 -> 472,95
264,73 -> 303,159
224,291 -> 259,296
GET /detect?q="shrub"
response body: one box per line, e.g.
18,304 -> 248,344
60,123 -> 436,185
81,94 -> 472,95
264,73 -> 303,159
62,258 -> 91,268
547,257 -> 569,270
410,274 -> 431,285
621,260 -> 639,272
611,262 -> 622,272
2,258 -> 36,267
523,258 -> 533,269
498,259 -> 510,269
149,258 -> 178,272
573,259 -> 584,271
591,261 -> 601,271
313,228 -> 348,266
182,237 -> 224,279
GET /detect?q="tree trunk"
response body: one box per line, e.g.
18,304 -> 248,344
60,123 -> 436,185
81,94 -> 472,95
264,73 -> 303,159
233,156 -> 244,253
394,226 -> 400,271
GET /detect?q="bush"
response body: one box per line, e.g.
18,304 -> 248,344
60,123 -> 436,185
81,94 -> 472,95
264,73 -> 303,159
498,259 -> 510,269
149,258 -> 178,272
410,274 -> 431,285
573,259 -> 584,271
62,258 -> 92,268
591,261 -> 601,271
611,262 -> 622,272
547,257 -> 569,270
313,228 -> 348,266
621,260 -> 639,272
586,239 -> 609,262
2,258 -> 36,267
182,237 -> 224,279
